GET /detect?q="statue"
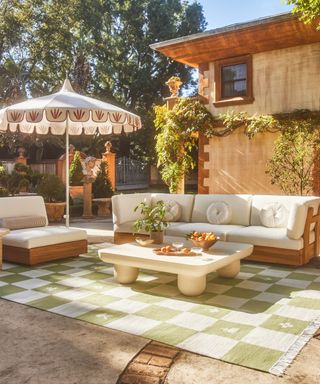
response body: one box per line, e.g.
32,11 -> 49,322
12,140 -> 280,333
17,147 -> 26,159
69,144 -> 75,155
83,156 -> 96,179
165,76 -> 183,97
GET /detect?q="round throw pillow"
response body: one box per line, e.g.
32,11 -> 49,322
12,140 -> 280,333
165,200 -> 181,222
206,202 -> 232,224
260,202 -> 289,228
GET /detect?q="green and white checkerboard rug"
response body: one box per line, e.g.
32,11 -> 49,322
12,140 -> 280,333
1,243 -> 320,376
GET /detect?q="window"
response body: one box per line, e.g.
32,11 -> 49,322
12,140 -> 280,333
214,55 -> 253,107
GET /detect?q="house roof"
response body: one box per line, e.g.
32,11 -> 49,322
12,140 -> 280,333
150,13 -> 320,68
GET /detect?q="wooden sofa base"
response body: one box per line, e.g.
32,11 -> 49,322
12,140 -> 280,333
3,240 -> 88,266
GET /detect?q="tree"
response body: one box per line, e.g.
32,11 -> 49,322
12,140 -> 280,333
69,151 -> 83,186
266,121 -> 320,195
286,0 -> 320,29
0,0 -> 207,161
93,161 -> 113,198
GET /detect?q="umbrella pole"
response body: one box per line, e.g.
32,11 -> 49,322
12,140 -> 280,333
65,119 -> 70,228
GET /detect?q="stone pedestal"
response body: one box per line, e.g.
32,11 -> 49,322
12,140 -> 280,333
82,181 -> 94,218
92,198 -> 112,217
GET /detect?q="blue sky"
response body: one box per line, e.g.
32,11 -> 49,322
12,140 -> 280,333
192,0 -> 293,29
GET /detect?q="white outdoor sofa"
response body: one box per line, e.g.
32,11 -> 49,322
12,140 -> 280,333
0,196 -> 87,265
112,193 -> 320,266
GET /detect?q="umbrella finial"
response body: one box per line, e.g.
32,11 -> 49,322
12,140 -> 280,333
60,78 -> 75,93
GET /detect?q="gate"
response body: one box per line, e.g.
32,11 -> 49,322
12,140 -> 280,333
116,156 -> 149,190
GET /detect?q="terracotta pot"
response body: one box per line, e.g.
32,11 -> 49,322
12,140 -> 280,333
45,202 -> 66,222
69,186 -> 84,200
150,231 -> 164,244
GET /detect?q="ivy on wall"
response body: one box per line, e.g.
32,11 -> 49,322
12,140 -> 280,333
154,96 -> 320,194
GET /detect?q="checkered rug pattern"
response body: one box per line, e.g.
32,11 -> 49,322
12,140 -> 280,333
1,243 -> 320,376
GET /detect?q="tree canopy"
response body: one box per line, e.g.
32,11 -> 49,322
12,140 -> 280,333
287,0 -> 320,29
0,0 -> 206,160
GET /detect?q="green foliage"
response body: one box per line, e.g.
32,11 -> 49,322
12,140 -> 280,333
37,174 -> 65,203
0,0 -> 206,162
14,162 -> 29,173
0,187 -> 9,197
0,162 -> 8,186
69,151 -> 83,186
134,200 -> 168,233
92,161 -> 113,198
286,0 -> 320,29
266,121 -> 320,195
154,98 -> 215,192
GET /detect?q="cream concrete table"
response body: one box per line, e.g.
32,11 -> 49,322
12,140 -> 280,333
98,237 -> 253,296
0,228 -> 10,270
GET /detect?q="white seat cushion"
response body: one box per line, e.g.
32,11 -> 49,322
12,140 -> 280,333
3,227 -> 87,249
114,221 -> 149,235
226,226 -> 312,250
165,222 -> 245,241
112,193 -> 151,225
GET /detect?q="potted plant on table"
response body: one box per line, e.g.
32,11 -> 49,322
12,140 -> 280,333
134,200 -> 168,244
37,174 -> 66,222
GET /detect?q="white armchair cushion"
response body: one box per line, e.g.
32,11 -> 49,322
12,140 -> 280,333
3,227 -> 87,249
259,203 -> 289,228
0,196 -> 48,225
0,215 -> 47,230
165,200 -> 181,222
207,202 -> 232,224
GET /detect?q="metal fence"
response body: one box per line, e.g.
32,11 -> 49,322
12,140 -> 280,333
116,156 -> 149,190
29,161 -> 56,175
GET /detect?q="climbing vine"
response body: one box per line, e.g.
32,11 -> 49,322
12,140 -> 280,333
154,96 -> 320,194
154,98 -> 214,193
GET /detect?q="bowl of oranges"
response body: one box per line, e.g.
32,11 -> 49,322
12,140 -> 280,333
186,231 -> 219,251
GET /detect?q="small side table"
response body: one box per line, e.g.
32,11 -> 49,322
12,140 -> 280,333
92,198 -> 112,217
0,228 -> 10,270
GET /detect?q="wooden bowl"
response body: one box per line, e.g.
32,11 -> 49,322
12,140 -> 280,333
191,237 -> 219,251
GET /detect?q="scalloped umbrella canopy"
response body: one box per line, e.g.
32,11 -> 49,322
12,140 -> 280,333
0,79 -> 142,226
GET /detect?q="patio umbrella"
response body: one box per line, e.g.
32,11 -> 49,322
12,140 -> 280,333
0,79 -> 142,227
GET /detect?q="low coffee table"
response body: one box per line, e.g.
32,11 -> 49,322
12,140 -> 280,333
99,236 -> 253,296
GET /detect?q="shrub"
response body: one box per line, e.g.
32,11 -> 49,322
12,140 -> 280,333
14,163 -> 29,174
93,161 -> 114,198
0,187 -> 9,197
70,151 -> 83,186
0,163 -> 8,186
37,174 -> 66,203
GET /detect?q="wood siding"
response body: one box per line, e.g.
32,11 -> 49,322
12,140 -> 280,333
207,43 -> 320,115
198,43 -> 320,195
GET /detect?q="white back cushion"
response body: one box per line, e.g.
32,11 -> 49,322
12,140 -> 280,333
112,193 -> 151,225
0,196 -> 48,225
151,193 -> 195,222
192,195 -> 252,225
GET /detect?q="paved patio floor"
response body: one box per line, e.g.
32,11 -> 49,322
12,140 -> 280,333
0,217 -> 319,384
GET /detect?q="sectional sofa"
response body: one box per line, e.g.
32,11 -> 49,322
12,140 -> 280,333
0,196 -> 87,265
112,193 -> 320,266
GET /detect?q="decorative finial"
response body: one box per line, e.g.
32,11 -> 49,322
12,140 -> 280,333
104,141 -> 112,154
165,76 -> 183,97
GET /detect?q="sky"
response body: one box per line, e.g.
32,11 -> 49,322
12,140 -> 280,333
192,0 -> 293,30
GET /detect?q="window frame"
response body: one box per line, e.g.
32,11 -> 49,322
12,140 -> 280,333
214,55 -> 254,107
